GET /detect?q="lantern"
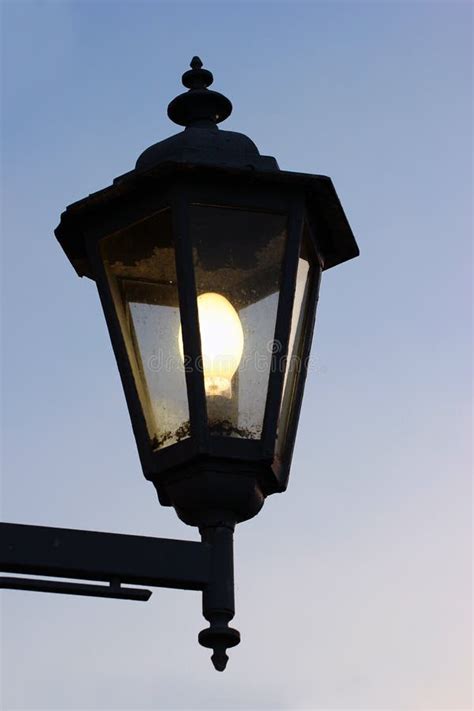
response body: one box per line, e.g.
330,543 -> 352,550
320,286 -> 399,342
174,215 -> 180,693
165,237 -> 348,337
55,57 -> 358,530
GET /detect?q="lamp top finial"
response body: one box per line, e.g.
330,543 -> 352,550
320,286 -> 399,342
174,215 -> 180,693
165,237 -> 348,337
181,56 -> 214,90
190,56 -> 203,69
168,57 -> 232,127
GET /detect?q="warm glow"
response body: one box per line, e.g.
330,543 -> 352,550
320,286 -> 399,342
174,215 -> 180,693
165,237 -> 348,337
179,292 -> 244,398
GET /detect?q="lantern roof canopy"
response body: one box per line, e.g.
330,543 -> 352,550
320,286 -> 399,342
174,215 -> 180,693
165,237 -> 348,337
55,57 -> 358,278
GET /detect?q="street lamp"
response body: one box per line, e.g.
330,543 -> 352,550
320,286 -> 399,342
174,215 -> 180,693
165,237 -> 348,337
3,57 -> 358,672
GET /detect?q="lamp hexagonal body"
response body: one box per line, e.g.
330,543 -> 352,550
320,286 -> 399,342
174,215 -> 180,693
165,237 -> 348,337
55,59 -> 358,529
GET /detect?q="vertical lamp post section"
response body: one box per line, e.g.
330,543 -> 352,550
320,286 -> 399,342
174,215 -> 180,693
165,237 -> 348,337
55,58 -> 358,670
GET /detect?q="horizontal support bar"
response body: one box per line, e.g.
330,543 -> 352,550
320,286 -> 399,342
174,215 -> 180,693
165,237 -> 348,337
0,523 -> 210,591
0,576 -> 152,601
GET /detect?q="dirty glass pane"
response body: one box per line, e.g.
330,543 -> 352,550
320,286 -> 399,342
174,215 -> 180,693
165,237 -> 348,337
190,205 -> 287,439
100,209 -> 190,450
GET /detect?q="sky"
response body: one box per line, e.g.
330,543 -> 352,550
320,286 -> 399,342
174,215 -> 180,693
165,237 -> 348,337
0,1 -> 472,709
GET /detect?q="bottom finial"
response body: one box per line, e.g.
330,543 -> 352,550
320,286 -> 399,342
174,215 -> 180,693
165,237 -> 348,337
198,613 -> 240,672
211,649 -> 229,672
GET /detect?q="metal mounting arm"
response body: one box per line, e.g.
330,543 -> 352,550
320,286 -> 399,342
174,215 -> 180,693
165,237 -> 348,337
0,521 -> 240,670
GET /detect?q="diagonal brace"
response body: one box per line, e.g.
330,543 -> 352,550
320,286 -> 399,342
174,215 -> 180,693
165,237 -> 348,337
0,575 -> 152,601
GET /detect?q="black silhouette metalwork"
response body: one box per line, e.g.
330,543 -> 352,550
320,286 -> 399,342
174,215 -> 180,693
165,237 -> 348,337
1,58 -> 358,671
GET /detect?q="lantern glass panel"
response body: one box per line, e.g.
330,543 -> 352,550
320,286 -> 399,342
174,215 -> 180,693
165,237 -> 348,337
275,227 -> 315,458
100,209 -> 190,451
189,205 -> 287,439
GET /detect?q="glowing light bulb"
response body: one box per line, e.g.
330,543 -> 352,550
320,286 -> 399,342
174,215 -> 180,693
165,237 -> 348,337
179,292 -> 244,398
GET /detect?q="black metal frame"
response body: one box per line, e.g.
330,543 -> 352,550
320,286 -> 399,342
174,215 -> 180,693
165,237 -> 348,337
271,220 -> 324,490
260,194 -> 305,458
172,187 -> 209,452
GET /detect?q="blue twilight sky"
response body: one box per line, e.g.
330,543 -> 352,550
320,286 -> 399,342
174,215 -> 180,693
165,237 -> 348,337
1,1 -> 472,709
